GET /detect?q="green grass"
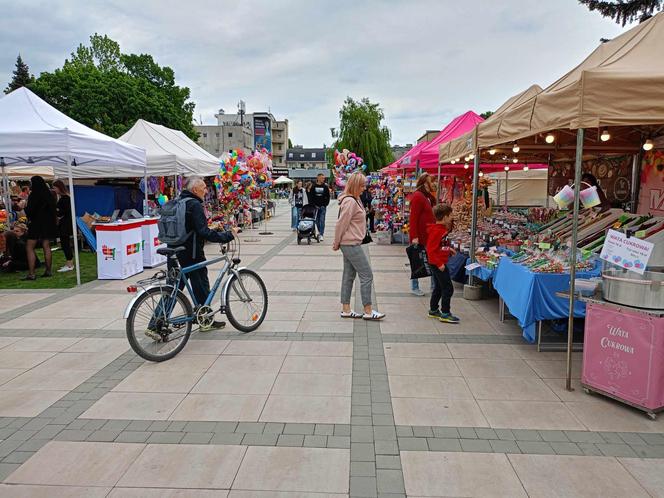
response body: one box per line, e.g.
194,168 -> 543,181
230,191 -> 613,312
0,249 -> 97,289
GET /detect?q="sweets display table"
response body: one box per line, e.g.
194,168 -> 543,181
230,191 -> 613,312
94,220 -> 144,280
581,297 -> 664,419
141,218 -> 166,268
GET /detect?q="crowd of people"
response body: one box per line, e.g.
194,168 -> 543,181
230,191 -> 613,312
0,175 -> 75,280
331,171 -> 460,324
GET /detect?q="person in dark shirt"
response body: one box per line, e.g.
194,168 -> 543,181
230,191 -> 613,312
24,176 -> 56,280
360,185 -> 375,233
169,177 -> 236,328
308,173 -> 331,240
53,180 -> 74,273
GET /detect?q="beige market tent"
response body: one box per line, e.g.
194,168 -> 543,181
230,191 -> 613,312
442,12 -> 664,391
441,11 -> 664,162
439,85 -> 544,164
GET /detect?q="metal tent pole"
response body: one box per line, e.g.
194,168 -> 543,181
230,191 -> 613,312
67,155 -> 81,286
504,169 -> 509,210
1,164 -> 12,223
468,152 -> 481,286
566,128 -> 584,391
143,167 -> 149,216
436,161 -> 442,203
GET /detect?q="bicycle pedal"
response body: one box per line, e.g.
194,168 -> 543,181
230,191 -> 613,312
144,330 -> 162,342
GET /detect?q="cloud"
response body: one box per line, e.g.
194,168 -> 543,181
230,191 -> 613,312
1,0 -> 627,147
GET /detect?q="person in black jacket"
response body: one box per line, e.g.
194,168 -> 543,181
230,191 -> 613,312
171,177 -> 236,327
1,223 -> 36,273
24,176 -> 57,280
360,185 -> 375,233
53,180 -> 74,273
308,173 -> 331,240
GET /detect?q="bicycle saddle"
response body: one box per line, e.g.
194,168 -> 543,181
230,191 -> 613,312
157,247 -> 186,257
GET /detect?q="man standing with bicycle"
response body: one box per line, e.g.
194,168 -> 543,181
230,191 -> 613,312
163,177 -> 236,329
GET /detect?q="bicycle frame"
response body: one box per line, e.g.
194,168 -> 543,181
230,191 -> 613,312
123,254 -> 253,325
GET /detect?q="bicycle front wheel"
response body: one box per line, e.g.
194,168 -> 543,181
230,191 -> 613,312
126,286 -> 193,362
225,269 -> 268,333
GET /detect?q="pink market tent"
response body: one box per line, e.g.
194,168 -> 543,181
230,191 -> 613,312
418,111 -> 485,169
389,141 -> 430,171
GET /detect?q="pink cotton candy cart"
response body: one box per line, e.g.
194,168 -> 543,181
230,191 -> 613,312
582,301 -> 664,420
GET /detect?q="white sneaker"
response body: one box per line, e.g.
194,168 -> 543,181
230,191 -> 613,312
57,266 -> 74,273
319,236 -> 324,241
411,288 -> 425,296
363,310 -> 386,321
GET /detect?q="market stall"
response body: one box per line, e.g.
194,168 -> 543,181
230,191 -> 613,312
0,87 -> 146,285
438,11 -> 664,389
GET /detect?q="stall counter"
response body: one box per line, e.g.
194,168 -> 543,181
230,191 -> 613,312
94,220 -> 144,280
582,299 -> 664,418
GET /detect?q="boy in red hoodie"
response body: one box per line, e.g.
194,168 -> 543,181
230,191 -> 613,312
426,204 -> 459,323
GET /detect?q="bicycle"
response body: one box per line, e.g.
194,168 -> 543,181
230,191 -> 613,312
124,238 -> 268,362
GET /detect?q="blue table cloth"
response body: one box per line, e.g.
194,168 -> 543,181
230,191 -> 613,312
466,258 -> 497,282
493,257 -> 601,343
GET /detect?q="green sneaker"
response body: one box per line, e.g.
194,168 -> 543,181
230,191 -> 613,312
439,313 -> 460,324
428,310 -> 443,319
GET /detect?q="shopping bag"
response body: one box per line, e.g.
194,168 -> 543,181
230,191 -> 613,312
406,243 -> 431,279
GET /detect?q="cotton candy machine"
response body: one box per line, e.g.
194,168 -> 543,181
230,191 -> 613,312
602,268 -> 664,310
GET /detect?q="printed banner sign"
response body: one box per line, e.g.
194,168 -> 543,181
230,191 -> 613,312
600,229 -> 654,274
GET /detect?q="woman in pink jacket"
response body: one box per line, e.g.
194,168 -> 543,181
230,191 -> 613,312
333,173 -> 385,321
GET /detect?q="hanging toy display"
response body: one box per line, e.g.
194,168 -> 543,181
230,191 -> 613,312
333,149 -> 366,188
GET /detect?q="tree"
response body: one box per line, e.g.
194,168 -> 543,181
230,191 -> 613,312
331,97 -> 393,172
4,54 -> 35,94
480,111 -> 494,120
29,33 -> 198,139
579,0 -> 662,25
288,138 -> 293,149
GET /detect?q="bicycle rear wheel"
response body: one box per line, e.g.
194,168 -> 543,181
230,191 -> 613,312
126,286 -> 193,362
225,269 -> 268,333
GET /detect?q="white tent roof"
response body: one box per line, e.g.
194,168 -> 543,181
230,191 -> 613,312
0,87 -> 146,177
119,119 -> 219,176
273,175 -> 293,185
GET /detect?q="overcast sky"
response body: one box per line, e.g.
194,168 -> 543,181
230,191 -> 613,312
0,0 -> 627,147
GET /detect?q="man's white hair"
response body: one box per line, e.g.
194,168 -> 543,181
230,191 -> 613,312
185,176 -> 205,190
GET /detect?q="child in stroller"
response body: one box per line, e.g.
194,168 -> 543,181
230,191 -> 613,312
297,204 -> 320,245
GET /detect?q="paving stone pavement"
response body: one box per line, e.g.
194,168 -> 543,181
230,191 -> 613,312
0,201 -> 663,496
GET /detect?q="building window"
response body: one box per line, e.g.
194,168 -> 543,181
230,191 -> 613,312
300,154 -> 305,158
311,153 -> 316,159
300,163 -> 305,168
203,133 -> 207,138
215,132 -> 220,138
288,153 -> 293,158
228,132 -> 233,138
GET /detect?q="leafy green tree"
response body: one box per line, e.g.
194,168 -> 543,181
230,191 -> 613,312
29,33 -> 197,139
579,0 -> 662,25
288,138 -> 293,149
480,111 -> 494,120
331,97 -> 393,172
4,54 -> 34,94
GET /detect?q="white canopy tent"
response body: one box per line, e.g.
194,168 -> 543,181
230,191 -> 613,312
118,119 -> 221,208
0,87 -> 146,285
273,175 -> 294,185
119,119 -> 219,176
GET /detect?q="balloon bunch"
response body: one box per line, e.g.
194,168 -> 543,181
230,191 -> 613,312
139,177 -> 160,195
214,150 -> 255,197
247,148 -> 273,188
333,149 -> 366,187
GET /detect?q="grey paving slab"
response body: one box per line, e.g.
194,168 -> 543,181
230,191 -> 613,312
460,439 -> 493,452
277,434 -> 304,447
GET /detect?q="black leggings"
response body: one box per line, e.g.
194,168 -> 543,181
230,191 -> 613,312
60,231 -> 74,261
430,265 -> 454,313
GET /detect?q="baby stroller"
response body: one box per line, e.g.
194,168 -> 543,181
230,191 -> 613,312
297,204 -> 320,245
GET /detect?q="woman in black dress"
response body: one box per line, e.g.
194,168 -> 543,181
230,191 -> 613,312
53,180 -> 74,272
24,176 -> 57,280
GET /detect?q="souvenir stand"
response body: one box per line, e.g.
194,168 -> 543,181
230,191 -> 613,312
438,11 -> 664,390
0,88 -> 147,285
